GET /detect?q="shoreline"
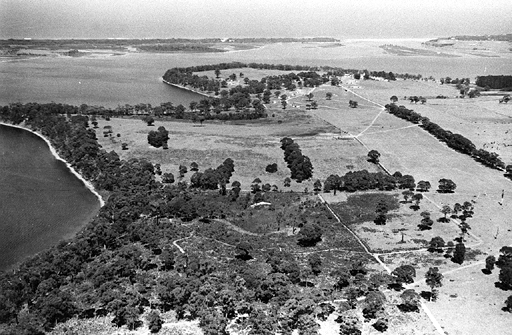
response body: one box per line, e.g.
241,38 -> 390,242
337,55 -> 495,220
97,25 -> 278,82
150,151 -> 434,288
162,78 -> 211,98
0,121 -> 105,207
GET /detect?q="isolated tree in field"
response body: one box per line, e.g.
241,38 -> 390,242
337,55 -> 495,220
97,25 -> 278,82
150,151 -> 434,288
392,264 -> 416,287
485,255 -> 496,273
349,100 -> 358,108
274,90 -> 281,98
367,150 -> 381,164
306,92 -> 314,101
420,96 -> 427,104
438,178 -> 457,193
313,179 -> 322,194
326,92 -> 333,100
418,211 -> 433,230
310,101 -> 318,109
147,126 -> 169,148
416,180 -> 431,192
265,163 -> 278,173
440,205 -> 452,222
411,193 -> 423,210
280,94 -> 288,101
362,291 -> 386,319
425,267 -> 443,301
504,295 -> 512,313
499,95 -> 510,104
298,223 -> 323,247
452,243 -> 466,264
284,177 -> 291,187
390,95 -> 398,103
142,115 -> 155,126
428,236 -> 445,252
103,125 -> 113,137
214,68 -> 221,78
399,289 -> 420,312
229,73 -> 237,81
402,190 -> 414,203
281,100 -> 287,109
121,143 -> 128,150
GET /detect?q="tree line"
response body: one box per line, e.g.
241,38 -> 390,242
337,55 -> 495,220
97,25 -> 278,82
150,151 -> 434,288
280,137 -> 314,182
385,102 -> 507,170
475,75 -> 512,90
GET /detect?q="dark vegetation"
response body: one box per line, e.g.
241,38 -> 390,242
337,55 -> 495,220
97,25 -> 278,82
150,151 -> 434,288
475,75 -> 512,90
0,102 -> 421,334
323,170 -> 420,194
385,103 -> 508,170
280,137 -> 314,182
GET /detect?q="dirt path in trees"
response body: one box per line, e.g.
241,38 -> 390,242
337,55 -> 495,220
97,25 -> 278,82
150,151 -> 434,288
172,232 -> 194,254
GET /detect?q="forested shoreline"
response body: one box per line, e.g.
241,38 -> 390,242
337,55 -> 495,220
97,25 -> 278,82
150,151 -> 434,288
0,102 -> 384,334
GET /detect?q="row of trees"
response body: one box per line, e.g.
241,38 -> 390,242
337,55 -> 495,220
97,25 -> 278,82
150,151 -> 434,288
280,137 -> 314,182
385,103 -> 507,170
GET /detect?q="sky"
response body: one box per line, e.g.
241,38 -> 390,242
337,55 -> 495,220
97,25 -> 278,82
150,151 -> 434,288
1,0 -> 511,39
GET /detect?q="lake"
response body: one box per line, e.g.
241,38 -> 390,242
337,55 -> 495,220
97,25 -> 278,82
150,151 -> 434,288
0,124 -> 101,271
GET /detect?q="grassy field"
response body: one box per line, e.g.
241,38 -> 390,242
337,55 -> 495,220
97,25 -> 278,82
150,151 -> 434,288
95,104 -> 378,192
307,77 -> 512,335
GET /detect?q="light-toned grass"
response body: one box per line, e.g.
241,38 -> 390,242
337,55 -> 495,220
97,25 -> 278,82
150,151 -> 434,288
310,78 -> 512,335
95,112 -> 375,192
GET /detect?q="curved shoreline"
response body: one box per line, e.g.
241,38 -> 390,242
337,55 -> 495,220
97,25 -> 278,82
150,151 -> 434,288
0,121 -> 105,207
162,78 -> 211,98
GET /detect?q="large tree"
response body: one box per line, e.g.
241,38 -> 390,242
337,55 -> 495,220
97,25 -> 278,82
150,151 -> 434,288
438,178 -> 457,193
367,150 -> 381,164
425,267 -> 443,301
297,223 -> 322,247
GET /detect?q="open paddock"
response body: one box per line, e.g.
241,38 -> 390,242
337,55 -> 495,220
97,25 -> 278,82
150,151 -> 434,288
94,112 -> 377,192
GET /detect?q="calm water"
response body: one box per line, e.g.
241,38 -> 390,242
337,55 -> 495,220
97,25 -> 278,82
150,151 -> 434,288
0,39 -> 511,271
1,40 -> 511,108
0,124 -> 100,271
